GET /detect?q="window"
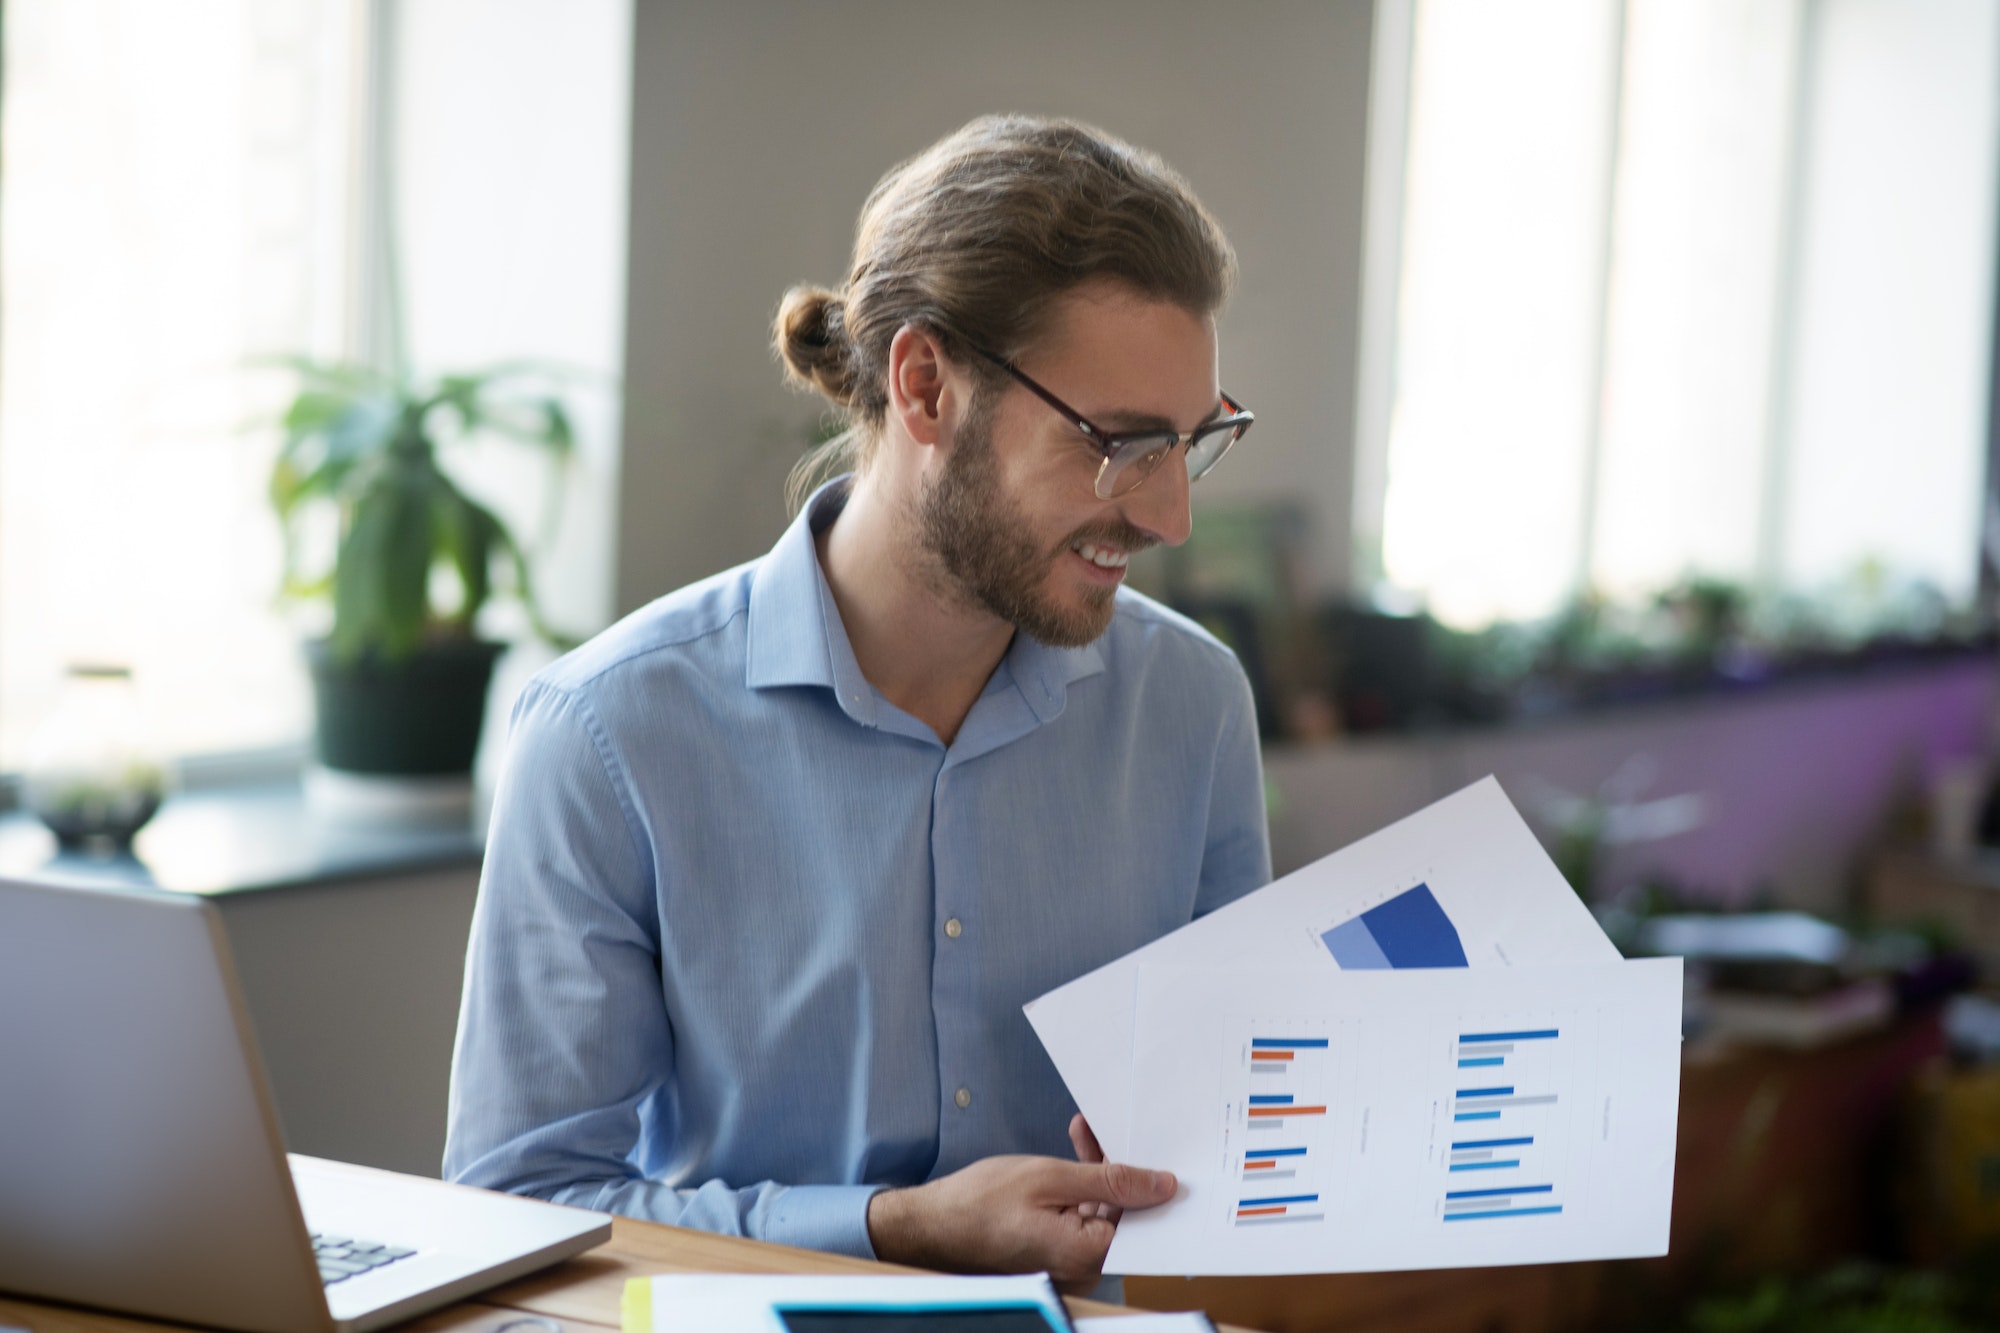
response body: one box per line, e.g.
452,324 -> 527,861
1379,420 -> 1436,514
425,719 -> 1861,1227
0,0 -> 357,763
1361,0 -> 2000,630
0,0 -> 629,769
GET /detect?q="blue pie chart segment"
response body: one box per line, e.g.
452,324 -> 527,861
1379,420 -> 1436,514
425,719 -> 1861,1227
1322,883 -> 1469,969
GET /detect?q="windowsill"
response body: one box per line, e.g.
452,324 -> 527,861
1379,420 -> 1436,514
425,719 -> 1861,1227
0,781 -> 483,896
1297,639 -> 1997,747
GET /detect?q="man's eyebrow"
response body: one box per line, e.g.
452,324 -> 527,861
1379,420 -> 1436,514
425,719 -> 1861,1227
1095,400 -> 1229,434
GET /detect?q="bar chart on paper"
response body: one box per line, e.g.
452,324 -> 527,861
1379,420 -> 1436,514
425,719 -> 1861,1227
1320,883 -> 1469,970
1108,957 -> 1683,1276
1440,1022 -> 1568,1225
1231,1031 -> 1334,1227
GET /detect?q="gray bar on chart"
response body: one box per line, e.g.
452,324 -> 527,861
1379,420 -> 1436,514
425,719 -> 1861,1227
1247,1120 -> 1285,1131
1445,1198 -> 1509,1212
1455,1095 -> 1559,1110
1451,1150 -> 1492,1162
1457,1043 -> 1513,1056
1244,1168 -> 1298,1181
1251,1066 -> 1287,1075
1234,1213 -> 1327,1227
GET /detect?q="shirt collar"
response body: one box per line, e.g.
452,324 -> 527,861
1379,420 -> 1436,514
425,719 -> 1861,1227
744,473 -> 1108,727
744,476 -> 860,702
1001,619 -> 1105,724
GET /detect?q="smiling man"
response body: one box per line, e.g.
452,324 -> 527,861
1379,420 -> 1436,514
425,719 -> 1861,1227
445,115 -> 1272,1286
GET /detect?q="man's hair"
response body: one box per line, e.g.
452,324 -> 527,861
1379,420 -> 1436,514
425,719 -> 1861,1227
775,114 -> 1237,508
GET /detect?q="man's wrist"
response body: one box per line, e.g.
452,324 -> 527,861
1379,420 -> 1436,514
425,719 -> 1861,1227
865,1184 -> 919,1267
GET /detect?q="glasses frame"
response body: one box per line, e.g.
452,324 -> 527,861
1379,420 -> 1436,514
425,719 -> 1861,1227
970,345 -> 1254,500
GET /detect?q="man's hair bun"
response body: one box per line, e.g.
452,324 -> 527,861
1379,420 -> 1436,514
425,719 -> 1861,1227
774,285 -> 858,407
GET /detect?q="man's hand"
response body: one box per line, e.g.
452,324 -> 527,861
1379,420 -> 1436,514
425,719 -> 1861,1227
1068,1113 -> 1120,1223
865,1144 -> 1176,1283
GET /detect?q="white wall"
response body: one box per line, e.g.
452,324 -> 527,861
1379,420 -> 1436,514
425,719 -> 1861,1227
222,866 -> 480,1176
615,0 -> 1376,612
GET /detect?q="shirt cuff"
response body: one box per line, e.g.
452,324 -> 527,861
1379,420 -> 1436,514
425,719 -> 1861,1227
763,1183 -> 887,1259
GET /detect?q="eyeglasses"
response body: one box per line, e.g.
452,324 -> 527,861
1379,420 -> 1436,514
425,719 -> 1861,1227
971,346 -> 1254,500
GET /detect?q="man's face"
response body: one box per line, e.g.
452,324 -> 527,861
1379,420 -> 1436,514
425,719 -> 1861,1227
916,284 -> 1220,648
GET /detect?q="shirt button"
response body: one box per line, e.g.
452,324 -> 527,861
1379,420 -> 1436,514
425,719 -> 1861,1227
944,918 -> 963,939
954,1087 -> 971,1109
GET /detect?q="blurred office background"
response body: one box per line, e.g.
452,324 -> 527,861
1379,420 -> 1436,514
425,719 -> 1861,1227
10,1 -> 2000,1329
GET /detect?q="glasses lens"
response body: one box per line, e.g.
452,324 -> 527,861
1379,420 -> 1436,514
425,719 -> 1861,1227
1097,434 -> 1181,499
1184,420 -> 1243,484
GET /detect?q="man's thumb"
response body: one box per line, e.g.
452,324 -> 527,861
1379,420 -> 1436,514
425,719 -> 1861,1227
1095,1161 -> 1178,1208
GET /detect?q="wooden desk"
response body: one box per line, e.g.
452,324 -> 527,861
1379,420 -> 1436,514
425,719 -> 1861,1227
0,1211 -> 1263,1333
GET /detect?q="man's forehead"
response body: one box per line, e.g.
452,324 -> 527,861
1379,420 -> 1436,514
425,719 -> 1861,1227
1022,282 -> 1220,422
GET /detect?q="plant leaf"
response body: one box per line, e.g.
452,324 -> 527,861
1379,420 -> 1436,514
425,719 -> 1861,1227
330,453 -> 441,662
432,488 -> 497,630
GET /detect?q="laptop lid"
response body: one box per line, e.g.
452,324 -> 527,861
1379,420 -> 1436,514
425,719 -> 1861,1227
0,880 -> 331,1333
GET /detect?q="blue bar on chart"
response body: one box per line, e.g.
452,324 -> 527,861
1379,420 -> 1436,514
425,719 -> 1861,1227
1444,1205 -> 1564,1222
1448,1185 -> 1553,1199
1458,1028 -> 1558,1043
1442,1140 -> 1560,1223
1244,1143 -> 1307,1181
1234,1192 -> 1325,1227
1252,1038 -> 1329,1048
1321,883 -> 1469,969
1444,1024 -> 1561,1221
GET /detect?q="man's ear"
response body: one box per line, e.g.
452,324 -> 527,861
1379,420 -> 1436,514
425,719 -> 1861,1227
886,323 -> 961,450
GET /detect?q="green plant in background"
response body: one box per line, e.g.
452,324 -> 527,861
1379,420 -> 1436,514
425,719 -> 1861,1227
1685,1261 -> 1994,1333
1657,576 -> 1751,669
268,359 -> 578,662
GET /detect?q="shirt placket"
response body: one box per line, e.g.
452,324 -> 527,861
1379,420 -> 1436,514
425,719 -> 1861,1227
927,752 -> 982,1174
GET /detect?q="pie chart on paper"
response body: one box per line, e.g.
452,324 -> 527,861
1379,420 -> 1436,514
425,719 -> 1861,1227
1320,883 -> 1469,969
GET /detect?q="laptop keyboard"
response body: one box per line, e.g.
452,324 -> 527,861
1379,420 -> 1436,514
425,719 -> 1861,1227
312,1232 -> 416,1286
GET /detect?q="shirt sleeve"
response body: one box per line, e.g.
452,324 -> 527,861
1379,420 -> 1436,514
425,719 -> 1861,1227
1192,666 -> 1273,917
442,679 -> 884,1258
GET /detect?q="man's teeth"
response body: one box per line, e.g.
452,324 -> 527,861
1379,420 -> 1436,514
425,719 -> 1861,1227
1073,542 -> 1130,570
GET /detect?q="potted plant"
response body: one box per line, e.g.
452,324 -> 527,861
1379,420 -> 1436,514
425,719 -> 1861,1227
269,360 -> 576,783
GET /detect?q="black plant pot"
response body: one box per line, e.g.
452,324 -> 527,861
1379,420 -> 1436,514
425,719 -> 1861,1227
304,639 -> 505,776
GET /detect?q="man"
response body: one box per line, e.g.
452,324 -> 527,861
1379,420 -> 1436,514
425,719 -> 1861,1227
445,114 -> 1271,1286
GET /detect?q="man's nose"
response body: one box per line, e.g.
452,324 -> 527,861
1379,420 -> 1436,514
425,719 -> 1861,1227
1119,448 -> 1194,548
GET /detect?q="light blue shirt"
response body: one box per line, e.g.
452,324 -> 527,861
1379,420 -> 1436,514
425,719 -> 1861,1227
444,479 -> 1271,1258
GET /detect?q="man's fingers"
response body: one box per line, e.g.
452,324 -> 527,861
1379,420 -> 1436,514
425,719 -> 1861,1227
1044,1159 -> 1177,1210
1069,1113 -> 1104,1164
1100,1161 -> 1176,1208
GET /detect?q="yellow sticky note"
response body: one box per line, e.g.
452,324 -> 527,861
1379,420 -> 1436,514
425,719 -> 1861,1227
620,1276 -> 652,1333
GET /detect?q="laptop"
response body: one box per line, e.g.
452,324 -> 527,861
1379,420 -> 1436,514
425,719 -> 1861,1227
0,878 -> 612,1333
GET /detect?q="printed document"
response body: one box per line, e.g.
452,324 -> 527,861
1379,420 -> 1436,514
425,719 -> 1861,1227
1106,958 -> 1683,1275
1024,778 -> 1620,1159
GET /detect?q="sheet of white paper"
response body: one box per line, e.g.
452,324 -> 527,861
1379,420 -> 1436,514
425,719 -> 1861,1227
1075,1317 -> 1216,1331
1025,777 -> 1618,1159
632,1273 -> 1068,1332
1104,958 -> 1682,1275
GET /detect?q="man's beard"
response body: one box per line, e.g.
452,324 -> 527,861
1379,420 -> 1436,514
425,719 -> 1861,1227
916,393 -> 1154,649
